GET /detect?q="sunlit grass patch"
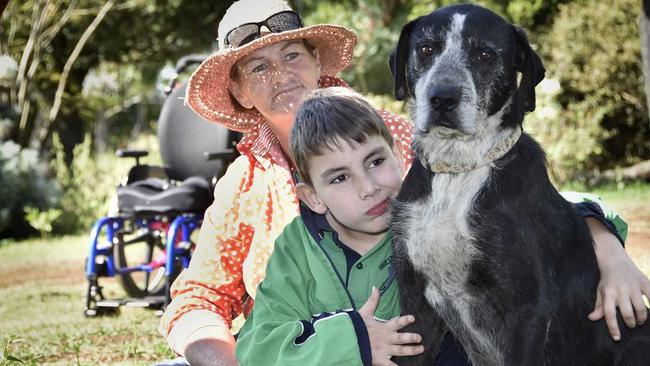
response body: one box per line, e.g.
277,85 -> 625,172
0,235 -> 174,365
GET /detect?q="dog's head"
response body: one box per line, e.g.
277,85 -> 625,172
390,4 -> 545,139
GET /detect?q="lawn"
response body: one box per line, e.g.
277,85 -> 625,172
1,184 -> 649,365
0,235 -> 175,365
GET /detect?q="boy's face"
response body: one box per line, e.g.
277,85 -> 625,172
296,135 -> 403,246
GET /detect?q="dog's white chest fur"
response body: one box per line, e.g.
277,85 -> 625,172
397,166 -> 504,364
400,169 -> 487,300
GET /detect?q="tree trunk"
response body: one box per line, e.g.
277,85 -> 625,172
0,0 -> 9,18
604,160 -> 650,180
48,0 -> 114,124
94,110 -> 108,155
579,159 -> 650,186
641,0 -> 650,128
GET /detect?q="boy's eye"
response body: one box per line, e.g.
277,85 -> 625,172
330,174 -> 347,184
369,158 -> 386,168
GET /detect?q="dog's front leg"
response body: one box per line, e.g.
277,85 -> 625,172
392,247 -> 446,365
502,305 -> 549,366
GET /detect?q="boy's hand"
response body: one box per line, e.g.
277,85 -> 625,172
586,218 -> 650,341
358,287 -> 424,365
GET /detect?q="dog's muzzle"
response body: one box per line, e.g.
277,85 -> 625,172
427,84 -> 462,130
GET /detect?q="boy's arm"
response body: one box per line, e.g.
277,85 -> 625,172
561,191 -> 650,341
235,234 -> 370,366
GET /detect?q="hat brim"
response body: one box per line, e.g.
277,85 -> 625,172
186,24 -> 357,133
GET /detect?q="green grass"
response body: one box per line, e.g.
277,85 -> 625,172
0,236 -> 175,365
590,181 -> 650,200
563,181 -> 650,210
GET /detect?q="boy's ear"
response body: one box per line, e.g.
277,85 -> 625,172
229,79 -> 254,109
392,140 -> 406,177
295,182 -> 328,215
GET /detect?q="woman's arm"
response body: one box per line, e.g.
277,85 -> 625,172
159,157 -> 254,359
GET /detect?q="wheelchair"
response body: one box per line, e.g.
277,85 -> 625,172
84,55 -> 240,317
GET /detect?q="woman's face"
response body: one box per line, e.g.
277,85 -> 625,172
229,40 -> 321,127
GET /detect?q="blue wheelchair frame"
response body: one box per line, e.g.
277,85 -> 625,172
84,213 -> 201,316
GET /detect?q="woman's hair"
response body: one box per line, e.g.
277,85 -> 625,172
290,87 -> 393,185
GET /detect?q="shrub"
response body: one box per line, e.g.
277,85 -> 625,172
528,0 -> 650,184
49,133 -> 160,234
0,140 -> 58,239
365,93 -> 408,119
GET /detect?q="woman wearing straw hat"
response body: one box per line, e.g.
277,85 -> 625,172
156,1 -> 435,365
159,1 -> 648,365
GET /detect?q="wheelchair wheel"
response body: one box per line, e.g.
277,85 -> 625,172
113,232 -> 181,298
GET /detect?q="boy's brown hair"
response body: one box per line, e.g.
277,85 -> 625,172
290,87 -> 394,185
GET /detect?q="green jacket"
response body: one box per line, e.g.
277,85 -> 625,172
235,209 -> 397,366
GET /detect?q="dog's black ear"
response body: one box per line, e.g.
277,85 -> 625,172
513,26 -> 545,112
390,19 -> 418,101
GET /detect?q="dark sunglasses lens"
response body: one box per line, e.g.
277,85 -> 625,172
227,24 -> 260,47
265,12 -> 302,32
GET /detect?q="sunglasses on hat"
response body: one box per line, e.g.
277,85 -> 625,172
224,10 -> 304,48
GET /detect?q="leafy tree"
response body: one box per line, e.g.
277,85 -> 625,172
528,0 -> 650,183
0,0 -> 233,158
298,0 -> 571,96
0,1 -> 234,237
642,0 -> 650,128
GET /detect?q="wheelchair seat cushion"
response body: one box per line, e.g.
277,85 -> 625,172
130,177 -> 170,192
117,176 -> 212,214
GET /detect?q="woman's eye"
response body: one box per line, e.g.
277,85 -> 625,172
251,63 -> 267,73
285,52 -> 299,61
420,45 -> 433,57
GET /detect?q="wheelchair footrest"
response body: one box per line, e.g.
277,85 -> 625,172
95,295 -> 166,309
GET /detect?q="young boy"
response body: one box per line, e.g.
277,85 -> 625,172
234,87 -> 639,366
235,87 -> 428,366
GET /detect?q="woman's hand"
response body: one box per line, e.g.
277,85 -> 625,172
587,218 -> 650,341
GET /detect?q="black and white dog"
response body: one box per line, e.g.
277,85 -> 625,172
389,4 -> 650,365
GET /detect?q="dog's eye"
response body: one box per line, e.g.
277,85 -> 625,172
420,45 -> 434,57
478,51 -> 493,61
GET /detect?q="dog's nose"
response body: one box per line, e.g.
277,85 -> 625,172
429,85 -> 461,112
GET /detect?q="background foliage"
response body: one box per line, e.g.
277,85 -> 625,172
1,0 -> 649,238
527,0 -> 650,182
0,140 -> 57,238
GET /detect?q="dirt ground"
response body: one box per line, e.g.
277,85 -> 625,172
621,212 -> 650,269
0,262 -> 82,288
628,232 -> 650,255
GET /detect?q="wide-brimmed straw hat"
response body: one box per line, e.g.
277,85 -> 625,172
185,0 -> 357,133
